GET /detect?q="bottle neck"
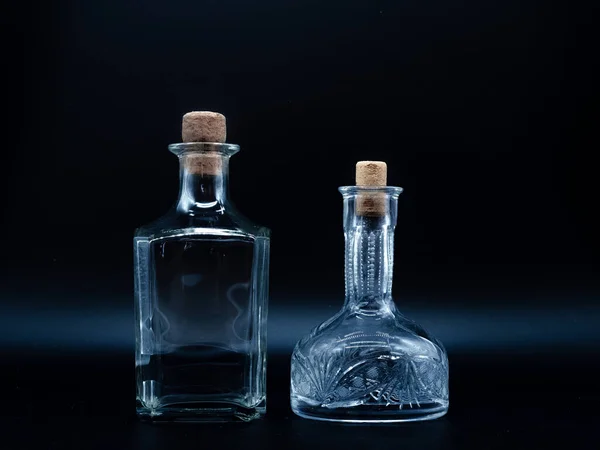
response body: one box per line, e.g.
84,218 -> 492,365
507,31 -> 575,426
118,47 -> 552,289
343,216 -> 395,315
176,153 -> 229,215
340,189 -> 401,316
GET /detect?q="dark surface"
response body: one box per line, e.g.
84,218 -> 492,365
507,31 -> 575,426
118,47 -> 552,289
2,349 -> 599,449
2,284 -> 598,449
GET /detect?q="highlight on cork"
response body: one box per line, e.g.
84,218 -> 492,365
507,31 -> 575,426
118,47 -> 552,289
355,160 -> 387,216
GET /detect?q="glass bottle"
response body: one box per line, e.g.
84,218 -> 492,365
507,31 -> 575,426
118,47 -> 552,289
134,112 -> 270,422
290,161 -> 448,423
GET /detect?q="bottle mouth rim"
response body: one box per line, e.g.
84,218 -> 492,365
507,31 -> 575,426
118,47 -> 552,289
168,142 -> 240,156
338,186 -> 403,196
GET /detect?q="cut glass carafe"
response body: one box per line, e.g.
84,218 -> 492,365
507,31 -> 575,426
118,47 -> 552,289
290,161 -> 448,423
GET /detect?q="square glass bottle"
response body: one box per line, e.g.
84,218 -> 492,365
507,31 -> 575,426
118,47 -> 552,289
134,112 -> 270,422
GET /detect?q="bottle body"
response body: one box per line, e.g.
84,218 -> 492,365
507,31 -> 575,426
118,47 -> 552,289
290,306 -> 448,422
134,143 -> 270,421
290,186 -> 448,422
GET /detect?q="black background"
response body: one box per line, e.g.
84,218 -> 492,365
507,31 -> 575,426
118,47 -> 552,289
1,0 -> 599,448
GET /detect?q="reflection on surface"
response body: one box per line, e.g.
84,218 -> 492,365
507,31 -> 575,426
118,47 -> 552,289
1,296 -> 599,353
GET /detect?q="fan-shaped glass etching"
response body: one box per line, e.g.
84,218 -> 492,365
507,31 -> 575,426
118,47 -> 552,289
292,340 -> 448,410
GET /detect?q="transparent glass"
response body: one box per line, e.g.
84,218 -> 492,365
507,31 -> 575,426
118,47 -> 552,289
134,143 -> 270,422
290,186 -> 448,423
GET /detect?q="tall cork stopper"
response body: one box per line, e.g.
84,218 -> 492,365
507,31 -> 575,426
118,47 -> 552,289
356,161 -> 387,216
181,111 -> 227,176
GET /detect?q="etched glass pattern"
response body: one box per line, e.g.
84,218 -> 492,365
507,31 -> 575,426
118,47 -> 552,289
290,186 -> 448,422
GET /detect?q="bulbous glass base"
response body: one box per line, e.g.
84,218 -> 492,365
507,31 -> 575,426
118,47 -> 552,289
290,309 -> 449,423
291,399 -> 448,423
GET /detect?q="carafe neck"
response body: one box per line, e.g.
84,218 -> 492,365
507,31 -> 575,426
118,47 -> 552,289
340,187 -> 403,316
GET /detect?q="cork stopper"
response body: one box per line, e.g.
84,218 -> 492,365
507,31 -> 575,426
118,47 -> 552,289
356,161 -> 387,186
181,111 -> 227,176
356,161 -> 387,216
182,111 -> 226,143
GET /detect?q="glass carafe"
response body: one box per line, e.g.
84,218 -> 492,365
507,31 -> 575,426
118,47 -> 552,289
290,185 -> 448,422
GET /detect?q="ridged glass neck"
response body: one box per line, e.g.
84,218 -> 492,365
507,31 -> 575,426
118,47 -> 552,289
339,186 -> 403,316
168,143 -> 240,216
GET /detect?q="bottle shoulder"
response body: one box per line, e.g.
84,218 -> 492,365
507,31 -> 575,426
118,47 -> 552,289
134,206 -> 270,242
293,306 -> 446,361
225,202 -> 271,237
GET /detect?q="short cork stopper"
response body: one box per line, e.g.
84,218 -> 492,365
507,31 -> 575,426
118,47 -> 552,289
181,111 -> 227,176
356,161 -> 387,216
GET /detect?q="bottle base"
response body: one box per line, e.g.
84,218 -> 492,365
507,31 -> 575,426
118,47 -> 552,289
137,399 -> 265,423
291,399 -> 448,423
